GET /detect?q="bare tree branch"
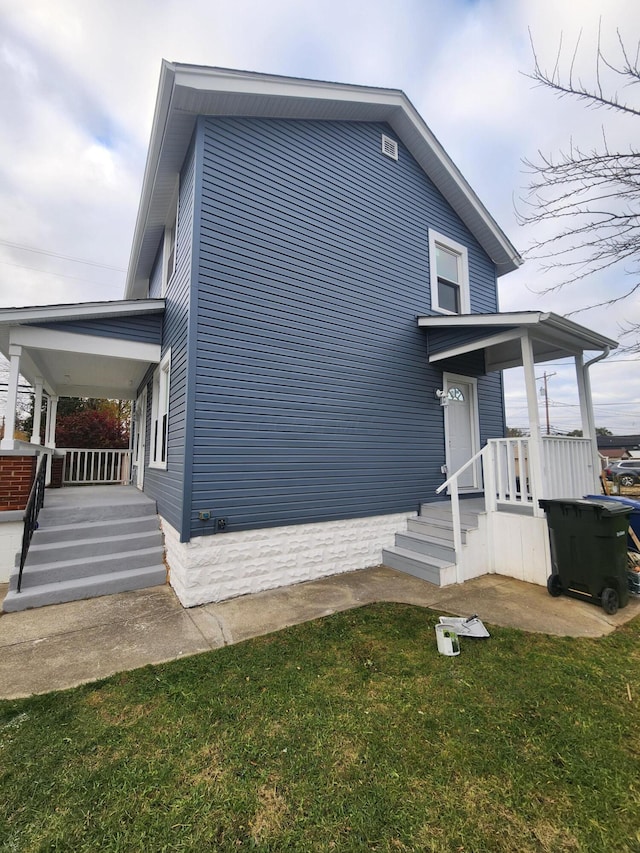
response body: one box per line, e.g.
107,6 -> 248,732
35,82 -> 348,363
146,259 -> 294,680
520,27 -> 640,345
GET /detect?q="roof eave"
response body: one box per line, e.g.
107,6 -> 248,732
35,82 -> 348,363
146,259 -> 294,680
0,299 -> 165,326
125,64 -> 522,297
418,310 -> 618,353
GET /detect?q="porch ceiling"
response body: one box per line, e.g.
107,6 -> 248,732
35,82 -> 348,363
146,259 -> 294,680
418,311 -> 618,371
0,300 -> 163,400
10,344 -> 156,400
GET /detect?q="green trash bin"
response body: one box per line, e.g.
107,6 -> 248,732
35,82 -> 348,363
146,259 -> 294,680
539,498 -> 632,615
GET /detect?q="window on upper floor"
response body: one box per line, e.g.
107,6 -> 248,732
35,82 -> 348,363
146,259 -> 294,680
149,349 -> 171,469
429,230 -> 470,315
161,180 -> 180,296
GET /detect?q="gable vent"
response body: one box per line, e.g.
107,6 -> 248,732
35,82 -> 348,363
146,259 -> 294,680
381,134 -> 398,161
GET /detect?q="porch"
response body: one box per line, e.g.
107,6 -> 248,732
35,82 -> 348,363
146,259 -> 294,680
382,311 -> 618,588
0,300 -> 163,593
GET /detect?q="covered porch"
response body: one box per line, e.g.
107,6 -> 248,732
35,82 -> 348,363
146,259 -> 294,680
419,311 -> 618,586
0,300 -> 164,583
0,299 -> 164,456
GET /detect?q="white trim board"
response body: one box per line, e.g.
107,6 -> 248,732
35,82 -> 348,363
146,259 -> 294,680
126,63 -> 523,298
0,299 -> 164,326
10,327 -> 161,362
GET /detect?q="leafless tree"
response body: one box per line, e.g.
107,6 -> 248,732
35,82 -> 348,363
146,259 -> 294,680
518,26 -> 640,349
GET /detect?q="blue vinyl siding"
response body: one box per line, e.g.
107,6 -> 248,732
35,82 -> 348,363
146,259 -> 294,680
188,117 -> 503,537
32,313 -> 163,344
141,143 -> 195,533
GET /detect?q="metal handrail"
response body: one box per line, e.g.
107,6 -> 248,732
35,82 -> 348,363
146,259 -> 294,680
17,452 -> 47,593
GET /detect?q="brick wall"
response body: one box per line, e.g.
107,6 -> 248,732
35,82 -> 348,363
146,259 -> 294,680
0,456 -> 36,511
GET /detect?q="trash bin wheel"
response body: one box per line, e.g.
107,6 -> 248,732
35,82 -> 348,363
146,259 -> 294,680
547,574 -> 562,597
601,587 -> 619,615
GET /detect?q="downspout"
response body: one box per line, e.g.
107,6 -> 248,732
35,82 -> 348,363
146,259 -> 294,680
583,346 -> 611,491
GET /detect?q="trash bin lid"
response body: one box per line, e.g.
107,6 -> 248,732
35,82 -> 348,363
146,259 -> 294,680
585,494 -> 640,511
539,498 -> 633,516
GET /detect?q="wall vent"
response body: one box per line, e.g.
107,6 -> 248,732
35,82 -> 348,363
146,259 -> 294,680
381,134 -> 399,161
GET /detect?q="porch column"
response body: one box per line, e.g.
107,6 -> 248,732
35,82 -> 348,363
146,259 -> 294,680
520,332 -> 545,517
45,395 -> 58,448
43,394 -> 58,486
30,376 -> 44,444
0,344 -> 22,450
575,355 -> 601,492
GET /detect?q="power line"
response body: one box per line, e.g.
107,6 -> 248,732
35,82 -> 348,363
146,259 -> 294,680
0,259 -> 123,289
0,238 -> 125,272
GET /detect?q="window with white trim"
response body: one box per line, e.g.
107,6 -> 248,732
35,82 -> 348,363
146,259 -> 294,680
429,230 -> 470,315
150,349 -> 171,469
161,181 -> 179,296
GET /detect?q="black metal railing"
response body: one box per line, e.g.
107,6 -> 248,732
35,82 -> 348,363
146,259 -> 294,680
17,453 -> 47,593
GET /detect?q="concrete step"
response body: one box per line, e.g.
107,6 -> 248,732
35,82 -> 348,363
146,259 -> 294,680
37,500 -> 158,527
381,545 -> 452,586
419,506 -> 482,527
420,500 -> 484,519
3,565 -> 167,612
10,546 -> 165,590
20,530 -> 163,566
407,516 -> 472,543
34,515 -> 160,544
395,530 -> 456,563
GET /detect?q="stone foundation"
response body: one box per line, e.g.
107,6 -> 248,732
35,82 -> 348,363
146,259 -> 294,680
162,511 -> 415,608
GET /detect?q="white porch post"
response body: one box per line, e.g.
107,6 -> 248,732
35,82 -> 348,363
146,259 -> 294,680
575,354 -> 601,492
45,395 -> 58,448
0,344 -> 22,450
30,376 -> 44,444
520,332 -> 545,517
44,393 -> 58,486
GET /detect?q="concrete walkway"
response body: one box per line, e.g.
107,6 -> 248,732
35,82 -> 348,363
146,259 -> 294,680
1,566 -> 639,699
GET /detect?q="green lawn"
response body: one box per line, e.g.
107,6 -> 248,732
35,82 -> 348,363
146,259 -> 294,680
1,603 -> 639,852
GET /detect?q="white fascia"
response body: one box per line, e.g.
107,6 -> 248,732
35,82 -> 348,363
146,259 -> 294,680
0,299 -> 165,326
10,326 -> 161,362
418,311 -> 618,351
125,63 -> 523,298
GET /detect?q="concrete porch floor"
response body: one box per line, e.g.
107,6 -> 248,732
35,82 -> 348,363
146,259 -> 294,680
1,566 -> 639,700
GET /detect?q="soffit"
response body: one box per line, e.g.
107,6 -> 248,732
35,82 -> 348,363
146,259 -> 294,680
126,64 -> 522,298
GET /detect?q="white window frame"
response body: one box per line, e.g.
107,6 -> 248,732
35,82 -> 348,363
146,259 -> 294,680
149,349 -> 171,470
161,181 -> 179,296
429,229 -> 470,315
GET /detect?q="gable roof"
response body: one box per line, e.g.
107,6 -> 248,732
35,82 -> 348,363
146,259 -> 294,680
125,63 -> 522,299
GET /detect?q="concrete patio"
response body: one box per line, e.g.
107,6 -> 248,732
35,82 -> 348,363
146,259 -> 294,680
1,566 -> 639,700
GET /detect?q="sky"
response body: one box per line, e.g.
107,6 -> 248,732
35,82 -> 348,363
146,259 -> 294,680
0,0 -> 638,435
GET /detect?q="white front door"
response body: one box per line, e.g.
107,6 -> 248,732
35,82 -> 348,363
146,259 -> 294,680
134,388 -> 147,490
443,373 -> 480,491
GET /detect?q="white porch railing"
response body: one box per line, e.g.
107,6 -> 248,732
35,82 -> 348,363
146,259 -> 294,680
541,436 -> 595,499
61,449 -> 132,485
436,436 -> 596,582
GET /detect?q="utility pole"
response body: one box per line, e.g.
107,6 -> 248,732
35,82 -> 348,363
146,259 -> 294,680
536,371 -> 556,436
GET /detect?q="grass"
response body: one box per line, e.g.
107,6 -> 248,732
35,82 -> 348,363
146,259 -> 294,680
1,603 -> 639,852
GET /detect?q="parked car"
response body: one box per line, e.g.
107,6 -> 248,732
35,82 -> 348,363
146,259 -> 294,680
604,460 -> 640,487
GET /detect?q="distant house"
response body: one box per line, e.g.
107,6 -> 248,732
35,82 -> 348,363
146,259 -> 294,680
598,434 -> 640,463
0,64 -> 617,609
